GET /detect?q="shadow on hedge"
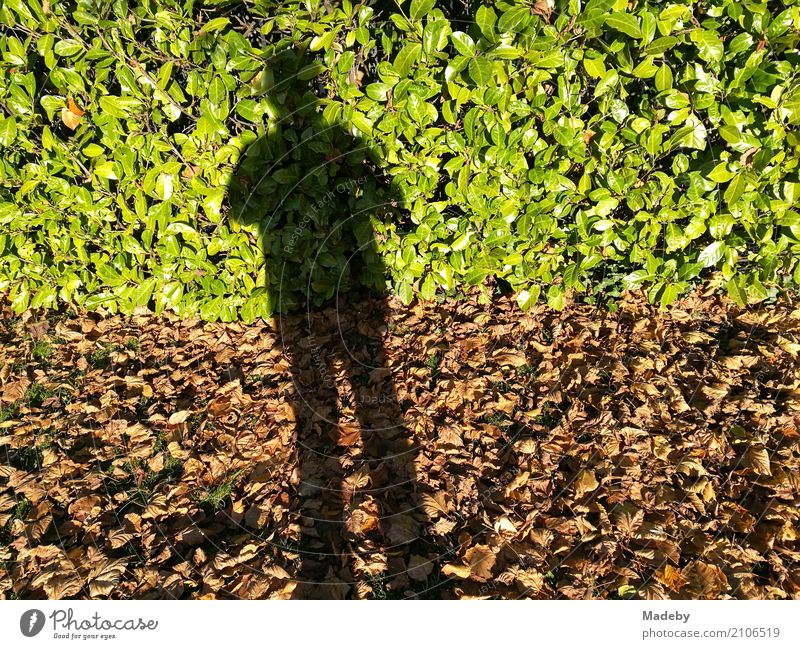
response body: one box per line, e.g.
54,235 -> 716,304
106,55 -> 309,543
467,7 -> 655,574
226,105 -> 434,596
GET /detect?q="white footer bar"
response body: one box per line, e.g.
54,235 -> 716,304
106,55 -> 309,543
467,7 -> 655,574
1,600 -> 797,648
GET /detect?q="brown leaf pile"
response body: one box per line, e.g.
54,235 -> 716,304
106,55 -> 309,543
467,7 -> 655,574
1,288 -> 799,599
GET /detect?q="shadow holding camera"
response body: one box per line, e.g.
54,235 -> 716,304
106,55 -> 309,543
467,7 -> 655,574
226,106 -> 431,597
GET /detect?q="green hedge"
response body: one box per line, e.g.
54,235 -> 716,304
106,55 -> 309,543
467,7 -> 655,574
2,0 -> 800,321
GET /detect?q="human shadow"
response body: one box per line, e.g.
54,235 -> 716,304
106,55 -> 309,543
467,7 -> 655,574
226,104 -> 429,597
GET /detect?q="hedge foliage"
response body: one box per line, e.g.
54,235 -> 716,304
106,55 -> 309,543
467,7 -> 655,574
2,0 -> 800,321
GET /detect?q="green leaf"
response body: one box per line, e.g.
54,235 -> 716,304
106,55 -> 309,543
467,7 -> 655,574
632,58 -> 658,79
546,285 -> 565,311
235,99 -> 264,122
420,273 -> 436,299
718,125 -> 742,145
489,44 -> 520,59
406,94 -> 427,123
133,278 -> 156,307
450,31 -> 476,57
623,269 -> 652,289
595,69 -> 619,97
99,96 -> 139,118
397,280 -> 414,305
97,263 -> 124,286
707,162 -> 734,184
690,29 -> 724,63
669,115 -> 707,150
468,57 -> 494,85
410,0 -> 435,21
208,77 -> 227,104
82,143 -> 104,157
659,283 -> 680,309
659,5 -> 688,21
605,13 -> 642,39
563,263 -> 581,289
654,63 -> 673,92
155,173 -> 174,201
767,8 -> 793,41
698,241 -> 725,268
534,50 -> 564,69
366,83 -> 391,102
516,286 -> 541,310
724,173 -> 747,206
665,223 -> 688,252
202,187 -> 225,222
351,111 -> 373,135
94,161 -> 117,179
452,231 -> 473,251
778,212 -> 800,227
393,42 -> 422,76
310,30 -> 337,52
423,19 -> 450,53
475,5 -> 496,38
0,117 -> 17,146
497,7 -> 530,34
726,276 -> 748,306
298,62 -> 327,80
644,36 -> 679,56
199,17 -> 230,35
583,56 -> 605,78
54,39 -> 83,57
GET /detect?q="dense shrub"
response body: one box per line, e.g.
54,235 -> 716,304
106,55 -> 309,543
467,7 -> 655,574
1,0 -> 799,320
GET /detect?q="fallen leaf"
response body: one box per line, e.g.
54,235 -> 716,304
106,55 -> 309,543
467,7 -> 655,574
743,445 -> 771,476
655,564 -> 688,591
463,544 -> 496,582
168,410 -> 191,425
574,469 -> 599,496
407,555 -> 433,581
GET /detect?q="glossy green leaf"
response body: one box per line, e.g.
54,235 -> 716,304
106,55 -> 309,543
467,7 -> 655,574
605,13 -> 642,39
698,241 -> 725,268
410,0 -> 435,21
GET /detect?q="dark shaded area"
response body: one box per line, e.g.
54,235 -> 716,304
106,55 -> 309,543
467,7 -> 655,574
226,109 -> 430,596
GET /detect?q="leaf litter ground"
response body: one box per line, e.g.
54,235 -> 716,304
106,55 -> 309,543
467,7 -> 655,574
1,288 -> 799,599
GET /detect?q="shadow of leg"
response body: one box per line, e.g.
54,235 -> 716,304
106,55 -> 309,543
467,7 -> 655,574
344,295 -> 426,588
278,306 -> 349,597
279,260 -> 427,598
